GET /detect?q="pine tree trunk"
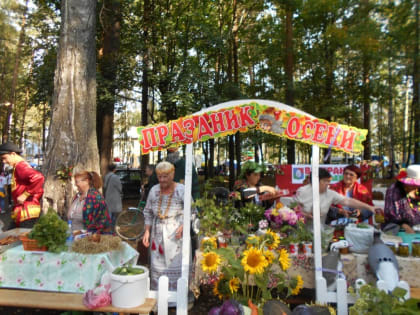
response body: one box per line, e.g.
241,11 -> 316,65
413,0 -> 420,163
42,0 -> 98,213
285,4 -> 295,164
97,0 -> 121,175
140,0 -> 151,171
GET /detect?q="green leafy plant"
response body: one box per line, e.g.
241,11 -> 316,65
349,284 -> 419,315
28,208 -> 68,253
230,202 -> 266,234
194,192 -> 236,237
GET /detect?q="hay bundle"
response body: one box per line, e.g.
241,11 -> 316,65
71,235 -> 122,254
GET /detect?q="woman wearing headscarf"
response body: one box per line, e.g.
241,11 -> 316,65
67,171 -> 112,233
384,165 -> 420,234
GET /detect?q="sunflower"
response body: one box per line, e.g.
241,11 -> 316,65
201,251 -> 221,273
278,248 -> 291,271
200,237 -> 217,251
228,277 -> 240,294
241,247 -> 268,274
213,276 -> 230,300
291,275 -> 304,295
263,249 -> 275,265
263,229 -> 280,249
245,235 -> 260,248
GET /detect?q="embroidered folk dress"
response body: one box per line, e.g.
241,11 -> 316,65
144,183 -> 186,291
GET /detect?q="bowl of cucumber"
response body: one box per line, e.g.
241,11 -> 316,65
110,265 -> 149,308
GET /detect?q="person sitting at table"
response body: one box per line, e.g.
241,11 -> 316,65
234,161 -> 277,209
327,164 -> 374,223
294,168 -> 380,231
383,165 -> 420,234
67,170 -> 112,233
142,161 -> 195,304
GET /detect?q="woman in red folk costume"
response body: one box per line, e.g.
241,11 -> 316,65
0,142 -> 44,229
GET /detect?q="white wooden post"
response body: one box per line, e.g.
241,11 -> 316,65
311,145 -> 326,303
176,277 -> 188,315
177,142 -> 193,315
158,276 -> 169,315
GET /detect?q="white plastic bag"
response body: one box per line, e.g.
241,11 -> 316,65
344,223 -> 374,253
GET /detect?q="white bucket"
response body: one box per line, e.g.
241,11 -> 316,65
110,265 -> 149,308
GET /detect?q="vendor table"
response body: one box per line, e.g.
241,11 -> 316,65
191,250 -> 420,297
0,288 -> 156,315
0,242 -> 138,293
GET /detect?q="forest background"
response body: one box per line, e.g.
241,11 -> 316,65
0,0 -> 419,210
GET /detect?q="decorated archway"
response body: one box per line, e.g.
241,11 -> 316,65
137,99 -> 367,315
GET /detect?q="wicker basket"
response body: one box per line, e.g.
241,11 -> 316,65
19,235 -> 47,251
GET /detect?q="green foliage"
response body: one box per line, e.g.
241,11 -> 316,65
349,284 -> 419,315
194,192 -> 236,236
28,208 -> 68,253
230,202 -> 266,234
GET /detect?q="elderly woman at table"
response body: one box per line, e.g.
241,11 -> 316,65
383,165 -> 420,234
142,161 -> 193,294
67,171 -> 112,233
327,164 -> 374,223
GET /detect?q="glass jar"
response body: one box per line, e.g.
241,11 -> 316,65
398,243 -> 410,257
412,240 -> 420,257
385,241 -> 397,255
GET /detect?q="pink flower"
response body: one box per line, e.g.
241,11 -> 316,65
57,280 -> 63,286
56,260 -> 61,266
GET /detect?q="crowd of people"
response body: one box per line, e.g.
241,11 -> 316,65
2,140 -> 420,307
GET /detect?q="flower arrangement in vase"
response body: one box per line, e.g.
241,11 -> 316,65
264,201 -> 305,230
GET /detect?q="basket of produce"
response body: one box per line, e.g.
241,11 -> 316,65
19,233 -> 47,251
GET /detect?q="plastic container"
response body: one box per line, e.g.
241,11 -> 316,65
110,265 -> 149,308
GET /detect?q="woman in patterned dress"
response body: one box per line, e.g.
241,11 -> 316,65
67,171 -> 112,233
142,161 -> 188,293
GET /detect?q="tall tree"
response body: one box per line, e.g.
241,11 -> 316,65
43,0 -> 98,213
2,0 -> 28,143
413,0 -> 420,163
97,0 -> 122,175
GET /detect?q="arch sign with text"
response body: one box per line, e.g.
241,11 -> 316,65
137,100 -> 368,155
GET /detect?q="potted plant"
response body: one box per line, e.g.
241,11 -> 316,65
349,284 -> 418,314
194,191 -> 235,241
27,208 -> 68,253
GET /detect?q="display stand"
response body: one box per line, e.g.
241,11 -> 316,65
138,99 -> 368,315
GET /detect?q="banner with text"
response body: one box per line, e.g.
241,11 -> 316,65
137,102 -> 368,155
291,164 -> 347,184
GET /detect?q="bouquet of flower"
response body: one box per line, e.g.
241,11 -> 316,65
55,165 -> 74,181
264,202 -> 304,228
200,230 -> 304,308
